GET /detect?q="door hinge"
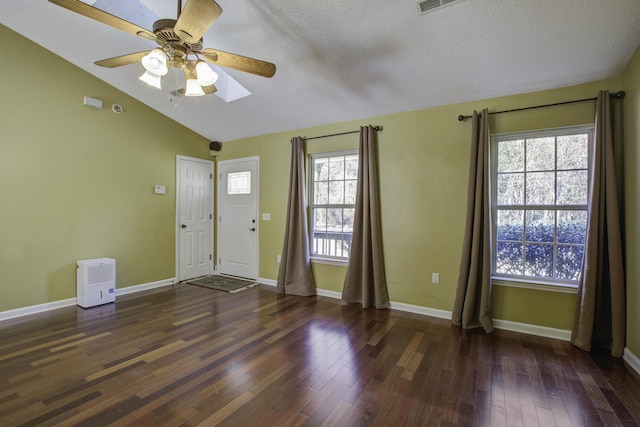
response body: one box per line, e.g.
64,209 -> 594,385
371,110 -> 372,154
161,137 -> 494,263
218,258 -> 221,264
219,216 -> 222,223
210,254 -> 212,260
210,214 -> 212,220
210,173 -> 213,179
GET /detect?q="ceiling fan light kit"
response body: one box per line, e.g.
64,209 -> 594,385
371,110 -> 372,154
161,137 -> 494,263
48,0 -> 276,97
141,48 -> 168,76
195,60 -> 218,86
184,67 -> 205,97
139,70 -> 162,89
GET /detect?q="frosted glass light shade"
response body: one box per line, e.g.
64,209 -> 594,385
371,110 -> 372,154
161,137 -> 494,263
139,71 -> 162,89
195,61 -> 218,86
185,78 -> 205,97
141,49 -> 168,76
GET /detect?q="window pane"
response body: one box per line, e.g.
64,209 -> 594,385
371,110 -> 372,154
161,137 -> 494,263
313,208 -> 327,230
327,208 -> 343,231
345,180 -> 357,205
557,245 -> 584,280
314,158 -> 329,181
497,139 -> 524,172
525,210 -> 555,243
497,173 -> 524,205
526,172 -> 555,205
314,182 -> 329,204
497,210 -> 523,241
526,137 -> 555,171
557,211 -> 587,244
525,244 -> 553,277
557,134 -> 588,169
496,242 -> 523,275
344,208 -> 355,232
227,171 -> 251,195
328,181 -> 344,204
345,155 -> 359,179
329,158 -> 344,180
557,171 -> 587,205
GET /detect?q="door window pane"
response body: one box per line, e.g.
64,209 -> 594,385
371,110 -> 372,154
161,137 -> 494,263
227,171 -> 251,195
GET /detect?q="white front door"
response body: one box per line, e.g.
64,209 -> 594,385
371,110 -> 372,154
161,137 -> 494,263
218,157 -> 259,279
177,156 -> 214,281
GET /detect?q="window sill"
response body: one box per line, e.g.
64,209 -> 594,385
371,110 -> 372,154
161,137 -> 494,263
492,277 -> 578,294
311,257 -> 349,267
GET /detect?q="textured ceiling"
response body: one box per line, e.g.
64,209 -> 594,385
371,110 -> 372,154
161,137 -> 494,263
2,0 -> 640,142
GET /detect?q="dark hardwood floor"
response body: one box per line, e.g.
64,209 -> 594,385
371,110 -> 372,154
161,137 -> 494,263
1,284 -> 639,426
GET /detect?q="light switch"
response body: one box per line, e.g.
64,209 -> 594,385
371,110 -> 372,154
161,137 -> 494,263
154,185 -> 166,194
262,213 -> 271,221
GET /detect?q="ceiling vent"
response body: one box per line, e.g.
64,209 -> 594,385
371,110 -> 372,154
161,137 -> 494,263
416,0 -> 464,15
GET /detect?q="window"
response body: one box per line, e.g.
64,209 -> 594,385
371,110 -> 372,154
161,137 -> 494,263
227,171 -> 251,195
309,151 -> 358,260
492,125 -> 592,286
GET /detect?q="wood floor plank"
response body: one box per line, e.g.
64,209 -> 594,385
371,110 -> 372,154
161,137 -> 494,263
1,284 -> 639,426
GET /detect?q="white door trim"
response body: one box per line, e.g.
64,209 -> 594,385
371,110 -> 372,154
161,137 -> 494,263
217,156 -> 260,279
176,155 -> 214,281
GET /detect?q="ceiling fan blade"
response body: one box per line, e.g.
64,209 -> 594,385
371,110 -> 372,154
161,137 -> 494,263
174,0 -> 222,44
201,49 -> 276,78
95,51 -> 151,68
48,0 -> 157,41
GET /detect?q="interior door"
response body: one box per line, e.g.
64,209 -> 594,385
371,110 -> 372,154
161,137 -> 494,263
218,157 -> 259,279
177,156 -> 214,281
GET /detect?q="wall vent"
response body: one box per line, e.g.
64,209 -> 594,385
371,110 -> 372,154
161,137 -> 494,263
416,0 -> 464,15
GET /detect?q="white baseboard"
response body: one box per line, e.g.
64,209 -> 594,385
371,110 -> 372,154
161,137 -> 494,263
0,277 -> 177,322
116,278 -> 177,296
258,277 -> 277,287
0,298 -> 77,322
492,319 -> 571,341
623,347 -> 640,376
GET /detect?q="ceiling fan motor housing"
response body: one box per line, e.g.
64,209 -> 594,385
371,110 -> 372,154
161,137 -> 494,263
153,19 -> 203,52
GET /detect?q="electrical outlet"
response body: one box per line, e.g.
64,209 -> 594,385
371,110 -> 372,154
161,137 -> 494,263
432,273 -> 440,284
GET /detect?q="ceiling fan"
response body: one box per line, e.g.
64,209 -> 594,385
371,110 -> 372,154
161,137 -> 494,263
48,0 -> 276,96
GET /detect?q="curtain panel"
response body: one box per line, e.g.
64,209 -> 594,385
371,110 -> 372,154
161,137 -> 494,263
342,125 -> 389,309
277,137 -> 316,296
452,109 -> 494,333
571,90 -> 626,357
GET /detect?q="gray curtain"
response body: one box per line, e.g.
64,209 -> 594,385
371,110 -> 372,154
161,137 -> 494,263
571,90 -> 626,357
277,137 -> 316,296
342,126 -> 389,309
452,109 -> 494,333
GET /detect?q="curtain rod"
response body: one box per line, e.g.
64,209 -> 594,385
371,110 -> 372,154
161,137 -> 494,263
303,125 -> 381,141
457,91 -> 625,122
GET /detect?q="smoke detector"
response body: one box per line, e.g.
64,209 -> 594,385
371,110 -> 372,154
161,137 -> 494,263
416,0 -> 465,15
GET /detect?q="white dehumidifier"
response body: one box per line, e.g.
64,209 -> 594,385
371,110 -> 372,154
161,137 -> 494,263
76,258 -> 116,308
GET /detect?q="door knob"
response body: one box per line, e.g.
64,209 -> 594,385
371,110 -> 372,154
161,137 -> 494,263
249,227 -> 256,232
181,224 -> 187,229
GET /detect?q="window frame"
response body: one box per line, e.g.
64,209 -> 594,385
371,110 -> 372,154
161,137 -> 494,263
490,124 -> 594,290
308,150 -> 359,263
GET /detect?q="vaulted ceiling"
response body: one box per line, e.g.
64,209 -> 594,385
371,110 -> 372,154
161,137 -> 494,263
2,0 -> 640,142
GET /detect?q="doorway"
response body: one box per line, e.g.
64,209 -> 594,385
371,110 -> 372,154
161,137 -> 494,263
176,155 -> 214,281
217,157 -> 259,279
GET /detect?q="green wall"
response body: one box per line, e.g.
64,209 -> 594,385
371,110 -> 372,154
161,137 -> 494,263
0,25 -> 210,311
218,79 -> 630,332
622,44 -> 640,357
